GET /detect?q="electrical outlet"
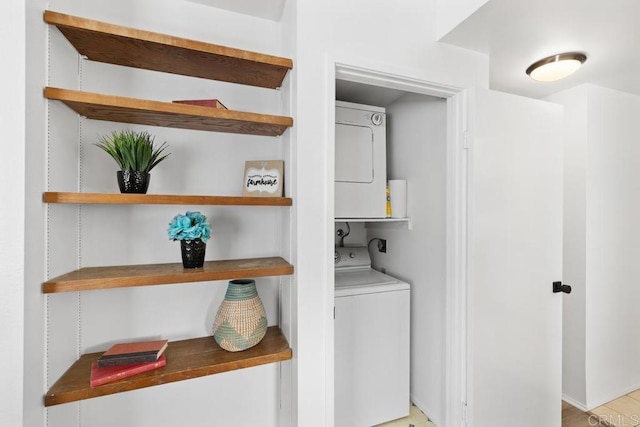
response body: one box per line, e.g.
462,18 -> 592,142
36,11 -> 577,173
377,239 -> 387,253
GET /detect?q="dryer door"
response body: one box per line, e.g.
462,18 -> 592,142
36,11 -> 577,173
335,123 -> 373,183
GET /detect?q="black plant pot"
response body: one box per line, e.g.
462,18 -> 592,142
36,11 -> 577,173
117,171 -> 150,194
180,238 -> 206,268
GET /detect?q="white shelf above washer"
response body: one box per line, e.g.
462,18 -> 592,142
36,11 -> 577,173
335,217 -> 412,230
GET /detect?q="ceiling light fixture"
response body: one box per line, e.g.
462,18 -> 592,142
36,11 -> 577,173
526,52 -> 587,82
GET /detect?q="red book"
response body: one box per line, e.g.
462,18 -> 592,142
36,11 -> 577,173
90,355 -> 167,387
97,339 -> 168,367
172,99 -> 228,109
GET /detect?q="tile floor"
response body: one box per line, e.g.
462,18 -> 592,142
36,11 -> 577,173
589,389 -> 640,426
374,402 -> 436,427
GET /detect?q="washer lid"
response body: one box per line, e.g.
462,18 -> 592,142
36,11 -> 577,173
335,268 -> 397,287
335,268 -> 410,296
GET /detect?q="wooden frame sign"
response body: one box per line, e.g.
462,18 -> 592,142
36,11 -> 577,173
242,160 -> 284,197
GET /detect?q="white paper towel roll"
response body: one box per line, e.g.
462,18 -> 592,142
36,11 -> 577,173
389,180 -> 407,218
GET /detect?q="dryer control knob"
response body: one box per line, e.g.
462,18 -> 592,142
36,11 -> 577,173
349,251 -> 356,259
371,113 -> 384,126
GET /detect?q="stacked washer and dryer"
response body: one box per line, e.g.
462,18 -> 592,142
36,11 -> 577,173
334,101 -> 411,427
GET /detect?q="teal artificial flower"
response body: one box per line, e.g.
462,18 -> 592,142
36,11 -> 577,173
167,211 -> 212,243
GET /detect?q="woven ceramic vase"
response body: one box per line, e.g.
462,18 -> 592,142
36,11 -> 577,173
212,279 -> 268,352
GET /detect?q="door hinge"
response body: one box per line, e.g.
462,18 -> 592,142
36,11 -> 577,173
462,402 -> 469,424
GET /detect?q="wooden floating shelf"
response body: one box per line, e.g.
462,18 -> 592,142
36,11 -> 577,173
43,192 -> 292,206
45,87 -> 292,136
43,257 -> 293,293
44,10 -> 292,89
44,326 -> 292,406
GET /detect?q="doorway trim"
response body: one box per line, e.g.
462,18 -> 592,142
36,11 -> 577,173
330,62 -> 469,427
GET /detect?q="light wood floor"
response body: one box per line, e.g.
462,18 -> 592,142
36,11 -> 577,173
374,402 -> 435,426
376,401 -> 599,427
378,401 -> 602,427
589,388 -> 640,427
563,401 -> 602,427
376,400 -> 615,427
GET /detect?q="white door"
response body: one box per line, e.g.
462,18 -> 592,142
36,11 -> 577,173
467,88 -> 564,427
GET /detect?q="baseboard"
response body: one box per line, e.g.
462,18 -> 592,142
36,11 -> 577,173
562,394 -> 588,412
585,382 -> 640,410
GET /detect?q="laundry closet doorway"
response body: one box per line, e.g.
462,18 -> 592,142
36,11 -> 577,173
328,64 -> 564,427
331,64 -> 465,427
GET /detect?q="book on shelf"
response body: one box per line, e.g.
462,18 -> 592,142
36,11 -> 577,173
90,355 -> 167,387
172,98 -> 228,109
97,339 -> 168,367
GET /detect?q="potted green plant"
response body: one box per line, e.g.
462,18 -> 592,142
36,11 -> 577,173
167,211 -> 212,268
95,130 -> 170,194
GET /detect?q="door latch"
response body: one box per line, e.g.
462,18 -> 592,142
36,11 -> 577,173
553,281 -> 572,294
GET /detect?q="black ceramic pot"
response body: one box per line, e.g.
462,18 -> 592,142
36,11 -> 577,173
117,171 -> 150,194
180,238 -> 206,268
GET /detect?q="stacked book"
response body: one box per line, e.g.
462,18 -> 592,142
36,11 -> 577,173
90,339 -> 168,387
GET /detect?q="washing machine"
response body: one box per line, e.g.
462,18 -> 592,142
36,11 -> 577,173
334,245 -> 410,427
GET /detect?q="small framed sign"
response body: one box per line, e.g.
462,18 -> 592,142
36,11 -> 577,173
242,160 -> 284,197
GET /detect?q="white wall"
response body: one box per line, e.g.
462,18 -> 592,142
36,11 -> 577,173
369,94 -> 448,425
24,0 -> 48,425
0,1 -> 25,426
279,3 -> 296,427
26,0 -> 291,426
585,85 -> 640,407
435,0 -> 490,40
548,84 -> 640,409
293,1 -> 486,424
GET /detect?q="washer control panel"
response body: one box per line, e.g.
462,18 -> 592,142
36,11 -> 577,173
334,246 -> 371,268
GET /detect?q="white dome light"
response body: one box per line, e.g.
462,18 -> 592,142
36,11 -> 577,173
526,52 -> 587,82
